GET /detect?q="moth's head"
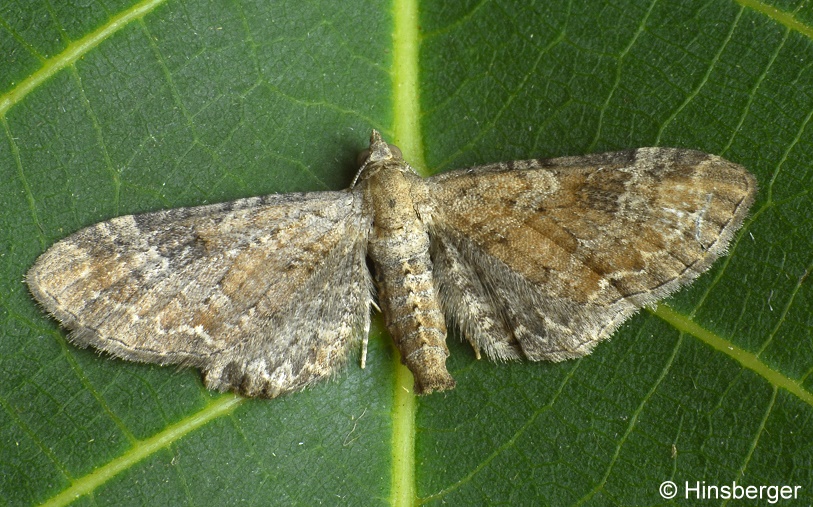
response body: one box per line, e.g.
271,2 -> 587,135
352,130 -> 406,186
358,130 -> 403,165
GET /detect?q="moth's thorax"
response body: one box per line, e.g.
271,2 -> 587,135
361,163 -> 429,228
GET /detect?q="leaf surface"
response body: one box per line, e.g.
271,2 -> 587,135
1,0 -> 811,505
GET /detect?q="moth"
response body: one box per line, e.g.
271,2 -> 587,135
27,131 -> 756,397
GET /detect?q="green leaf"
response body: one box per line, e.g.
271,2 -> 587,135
2,0 -> 811,505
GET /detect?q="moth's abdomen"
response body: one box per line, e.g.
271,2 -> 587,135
371,238 -> 454,394
364,166 -> 455,394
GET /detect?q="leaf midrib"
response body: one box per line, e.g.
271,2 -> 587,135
389,0 -> 423,505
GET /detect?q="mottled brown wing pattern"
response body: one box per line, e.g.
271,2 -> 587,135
28,131 -> 757,398
428,148 -> 756,362
28,191 -> 373,398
